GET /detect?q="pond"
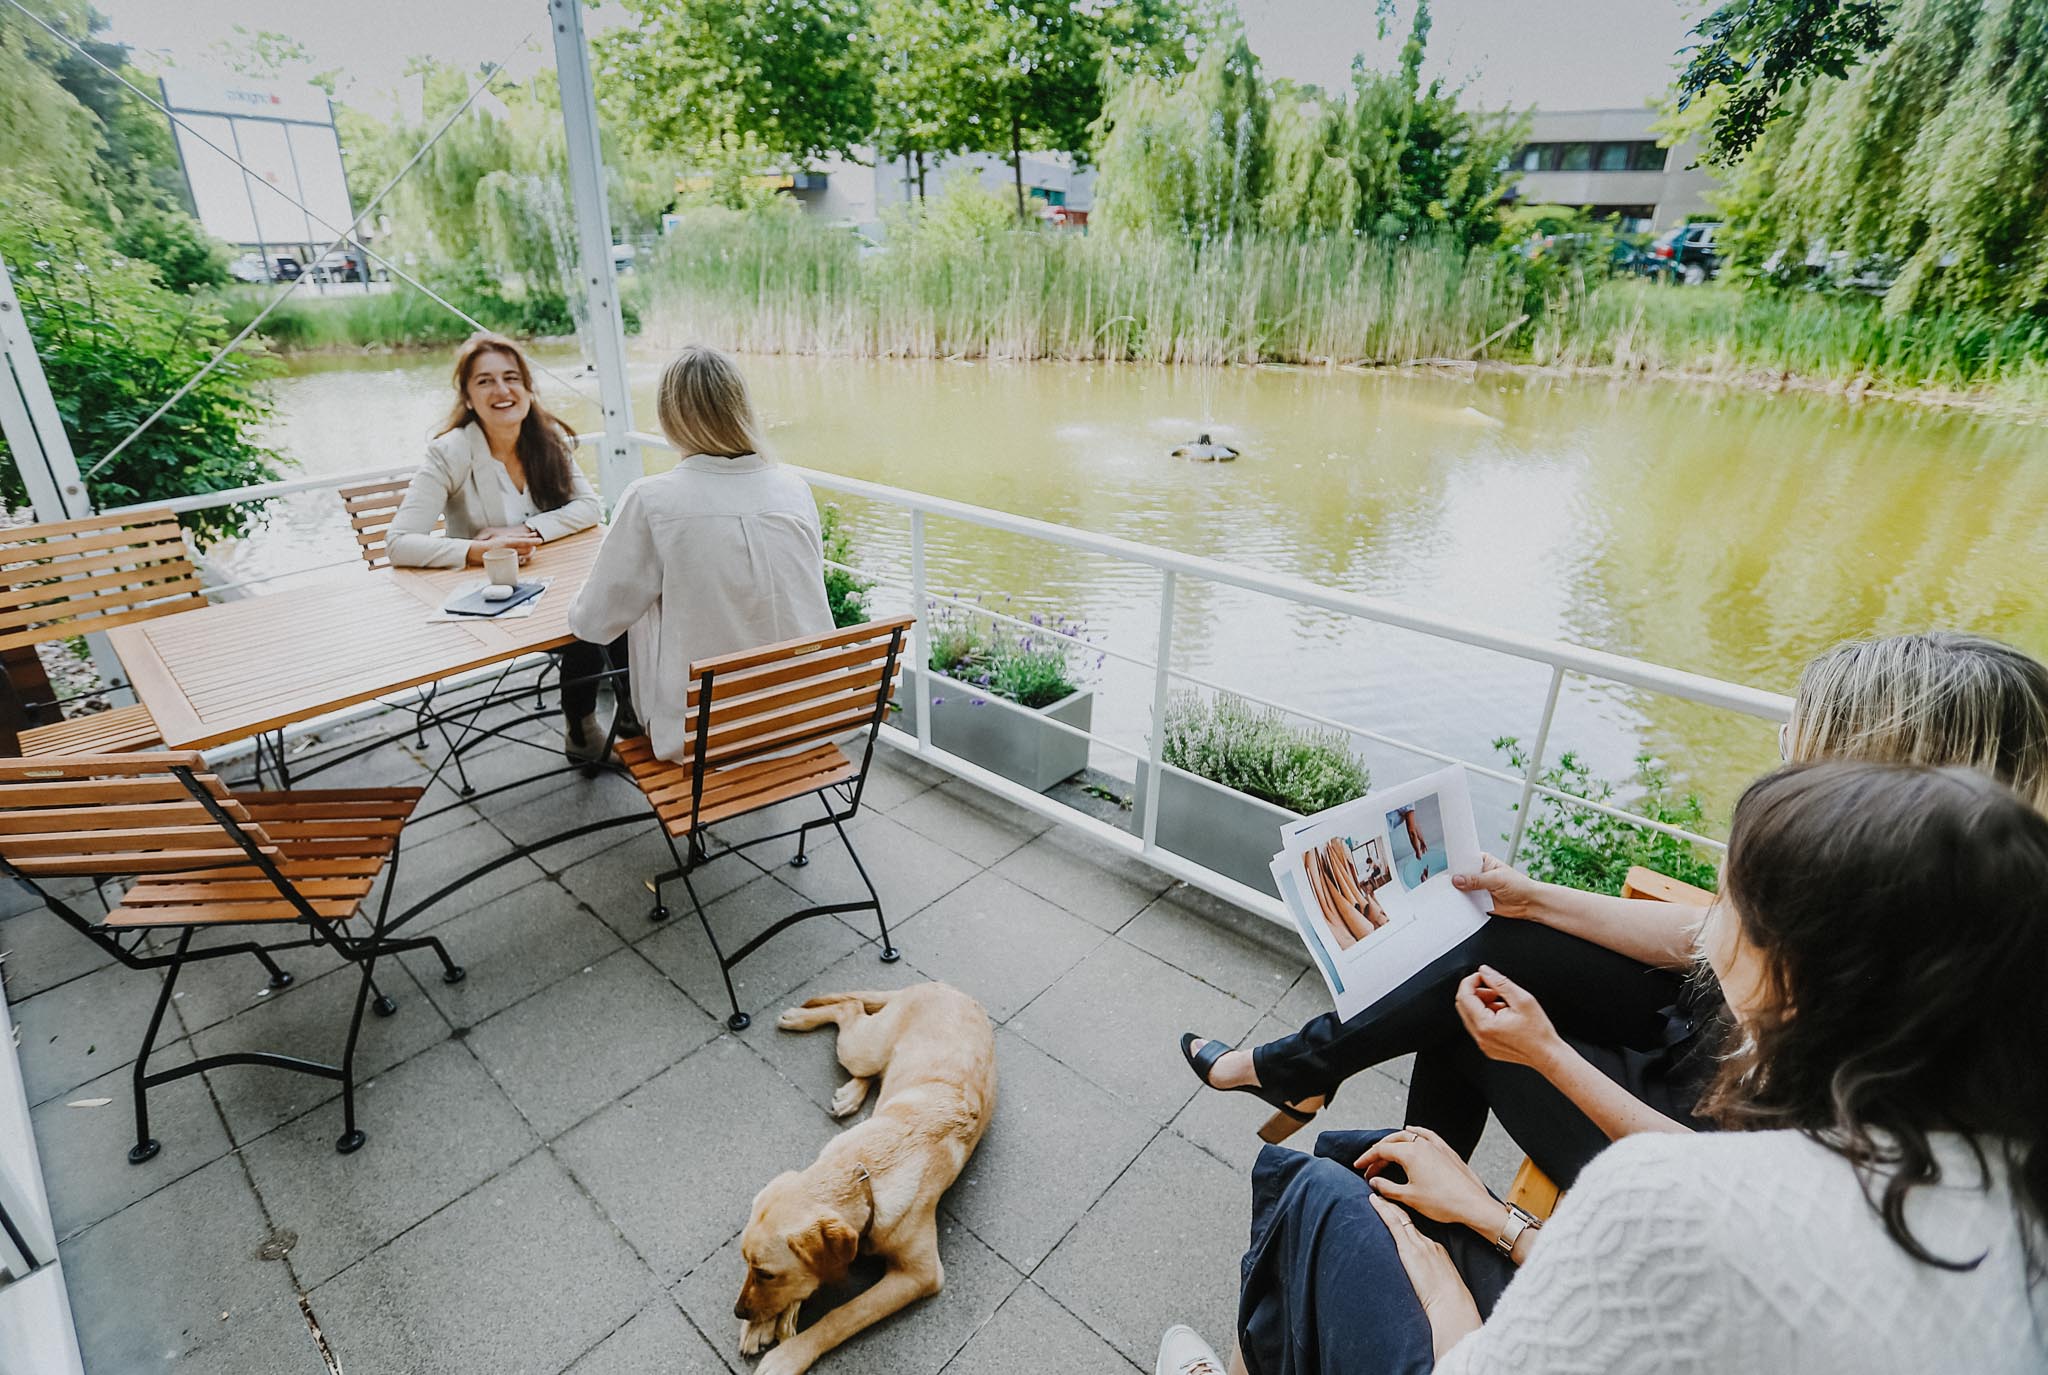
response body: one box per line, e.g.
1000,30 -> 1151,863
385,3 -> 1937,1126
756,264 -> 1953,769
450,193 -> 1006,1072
227,345 -> 2048,842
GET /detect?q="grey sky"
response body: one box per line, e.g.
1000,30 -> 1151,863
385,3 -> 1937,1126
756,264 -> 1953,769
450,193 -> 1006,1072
94,0 -> 1698,113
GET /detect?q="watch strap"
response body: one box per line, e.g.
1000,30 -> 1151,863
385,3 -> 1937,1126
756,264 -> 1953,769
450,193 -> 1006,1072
1493,1202 -> 1540,1257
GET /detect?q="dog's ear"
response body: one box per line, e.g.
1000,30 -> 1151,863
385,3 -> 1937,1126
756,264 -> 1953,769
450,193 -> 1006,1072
794,1216 -> 860,1283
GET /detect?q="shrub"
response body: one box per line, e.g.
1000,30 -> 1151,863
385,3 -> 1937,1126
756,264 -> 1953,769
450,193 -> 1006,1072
0,193 -> 284,543
1494,736 -> 1720,896
819,503 -> 871,628
1161,691 -> 1369,814
926,600 -> 1090,711
112,206 -> 230,293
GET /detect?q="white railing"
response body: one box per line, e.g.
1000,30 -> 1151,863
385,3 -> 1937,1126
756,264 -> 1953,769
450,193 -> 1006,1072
97,444 -> 1794,925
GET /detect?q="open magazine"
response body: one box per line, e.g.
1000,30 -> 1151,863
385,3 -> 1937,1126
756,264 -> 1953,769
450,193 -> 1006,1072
1270,764 -> 1491,1021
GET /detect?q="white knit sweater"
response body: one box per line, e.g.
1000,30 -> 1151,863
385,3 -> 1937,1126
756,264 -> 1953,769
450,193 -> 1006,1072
1439,1130 -> 2046,1374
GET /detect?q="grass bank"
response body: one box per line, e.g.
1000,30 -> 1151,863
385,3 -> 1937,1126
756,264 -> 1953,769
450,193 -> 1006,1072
634,210 -> 2048,415
205,279 -> 647,352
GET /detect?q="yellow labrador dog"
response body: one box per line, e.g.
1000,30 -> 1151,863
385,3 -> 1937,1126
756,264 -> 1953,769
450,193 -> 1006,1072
735,982 -> 996,1375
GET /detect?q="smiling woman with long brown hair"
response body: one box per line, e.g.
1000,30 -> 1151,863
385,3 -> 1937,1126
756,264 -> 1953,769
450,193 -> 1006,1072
387,334 -> 623,760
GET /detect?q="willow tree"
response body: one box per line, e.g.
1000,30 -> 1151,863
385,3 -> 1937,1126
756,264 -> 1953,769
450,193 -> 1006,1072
1717,0 -> 2048,315
1092,34 -> 1269,240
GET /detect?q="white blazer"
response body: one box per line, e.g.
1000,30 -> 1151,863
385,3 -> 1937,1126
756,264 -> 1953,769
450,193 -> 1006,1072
567,453 -> 835,763
385,423 -> 601,568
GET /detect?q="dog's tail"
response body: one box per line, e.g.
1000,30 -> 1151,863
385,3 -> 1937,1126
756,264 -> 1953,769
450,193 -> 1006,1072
798,990 -> 896,1014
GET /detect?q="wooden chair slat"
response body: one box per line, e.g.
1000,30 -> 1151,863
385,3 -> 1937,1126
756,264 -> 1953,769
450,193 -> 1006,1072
0,799 -> 251,833
338,478 -> 439,570
7,847 -> 283,876
0,776 -> 196,807
0,563 -> 202,614
0,519 -> 187,566
105,898 -> 364,927
0,751 -> 207,782
3,824 -> 261,856
125,878 -> 374,903
0,583 -> 203,635
687,639 -> 898,706
17,704 -> 163,757
0,507 -> 179,542
1620,865 -> 1715,906
695,664 -> 890,733
0,602 -> 209,654
688,615 -> 916,679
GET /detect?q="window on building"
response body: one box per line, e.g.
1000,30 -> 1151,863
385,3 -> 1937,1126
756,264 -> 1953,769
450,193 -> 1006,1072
1632,142 -> 1668,171
1558,143 -> 1592,171
1519,146 -> 1545,172
1596,143 -> 1630,171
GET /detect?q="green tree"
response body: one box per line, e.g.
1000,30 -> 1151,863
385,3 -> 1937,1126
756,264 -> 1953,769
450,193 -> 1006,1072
0,192 -> 284,541
113,205 -> 229,291
0,1 -> 119,204
597,0 -> 877,168
1092,32 -> 1269,240
1714,0 -> 2048,316
1677,0 -> 1892,163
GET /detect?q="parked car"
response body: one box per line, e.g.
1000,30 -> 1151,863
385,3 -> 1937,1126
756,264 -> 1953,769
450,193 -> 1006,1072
270,256 -> 304,282
226,253 -> 270,284
1647,223 -> 1723,285
610,241 -> 636,274
306,251 -> 364,284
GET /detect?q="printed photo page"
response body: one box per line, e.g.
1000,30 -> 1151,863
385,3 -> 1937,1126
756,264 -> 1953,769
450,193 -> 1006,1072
1270,764 -> 1491,1021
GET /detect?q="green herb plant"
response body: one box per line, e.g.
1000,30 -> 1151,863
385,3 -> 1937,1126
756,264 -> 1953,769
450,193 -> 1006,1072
1161,691 -> 1369,814
925,599 -> 1091,711
819,503 -> 873,628
1494,735 -> 1721,895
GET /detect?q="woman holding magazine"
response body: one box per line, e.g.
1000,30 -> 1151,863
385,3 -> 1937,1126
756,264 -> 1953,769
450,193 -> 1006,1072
1158,761 -> 2048,1375
1179,632 -> 2048,1189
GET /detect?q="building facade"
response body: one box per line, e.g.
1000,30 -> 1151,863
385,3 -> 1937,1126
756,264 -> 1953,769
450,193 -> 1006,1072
1510,108 -> 1717,232
777,151 -> 1097,236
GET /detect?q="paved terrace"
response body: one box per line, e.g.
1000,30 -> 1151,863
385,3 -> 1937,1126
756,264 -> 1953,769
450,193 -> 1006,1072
3,712 -> 1523,1375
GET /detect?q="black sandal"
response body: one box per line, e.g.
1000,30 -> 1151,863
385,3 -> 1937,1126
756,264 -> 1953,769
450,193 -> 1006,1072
1179,1033 -> 1325,1135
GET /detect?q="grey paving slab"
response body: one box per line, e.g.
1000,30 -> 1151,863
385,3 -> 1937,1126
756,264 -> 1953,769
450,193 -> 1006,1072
870,746 -> 955,790
61,1154 -> 321,1375
890,873 -> 1108,1022
554,1033 -> 836,1284
891,781 -> 1048,867
31,1040 -> 230,1242
195,960 -> 449,1145
780,812 -> 982,927
380,816 -> 551,933
852,754 -> 940,813
673,1213 -> 1023,1375
1034,1131 -> 1246,1370
565,1298 -> 729,1374
939,1028 -> 1156,1271
0,904 -> 111,1002
311,1149 -> 658,1375
396,879 -> 624,1029
560,825 -> 761,943
637,871 -> 868,1021
943,1280 -> 1143,1375
1119,894 -> 1304,1013
988,828 -> 1175,933
153,927 -> 352,1037
239,1040 -> 539,1287
464,947 -> 721,1139
13,959 -> 167,1106
733,949 -> 941,1116
482,771 -> 651,875
1008,939 -> 1261,1126
698,795 -> 840,856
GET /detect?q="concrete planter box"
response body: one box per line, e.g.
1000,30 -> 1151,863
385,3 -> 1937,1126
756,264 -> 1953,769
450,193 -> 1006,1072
897,671 -> 1093,793
1132,763 -> 1301,897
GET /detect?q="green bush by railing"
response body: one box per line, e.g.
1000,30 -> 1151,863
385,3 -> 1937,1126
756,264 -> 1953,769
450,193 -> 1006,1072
1494,736 -> 1720,896
926,600 -> 1091,710
819,503 -> 872,628
1162,691 -> 1370,814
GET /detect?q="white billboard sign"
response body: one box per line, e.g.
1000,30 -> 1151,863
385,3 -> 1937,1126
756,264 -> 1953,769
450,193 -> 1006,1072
160,73 -> 356,253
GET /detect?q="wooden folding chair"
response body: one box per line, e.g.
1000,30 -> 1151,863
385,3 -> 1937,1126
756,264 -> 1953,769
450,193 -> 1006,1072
339,476 -> 439,570
615,615 -> 914,1030
0,753 -> 464,1160
0,509 -> 203,757
1501,863 -> 1717,1221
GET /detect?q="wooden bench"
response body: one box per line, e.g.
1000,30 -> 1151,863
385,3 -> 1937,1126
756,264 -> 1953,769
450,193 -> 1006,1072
1503,863 -> 1716,1220
0,509 -> 203,756
0,752 -> 462,1159
616,614 -> 914,1030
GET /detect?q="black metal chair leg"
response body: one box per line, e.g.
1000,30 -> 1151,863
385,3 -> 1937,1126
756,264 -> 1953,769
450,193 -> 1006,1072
648,868 -> 675,923
832,813 -> 899,962
335,953 -> 377,1154
368,974 -> 397,1017
791,825 -> 811,868
251,945 -> 294,990
682,868 -> 748,1031
129,928 -> 191,1164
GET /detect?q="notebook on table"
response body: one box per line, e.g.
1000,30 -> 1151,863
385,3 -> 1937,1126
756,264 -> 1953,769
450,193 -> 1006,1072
440,580 -> 547,618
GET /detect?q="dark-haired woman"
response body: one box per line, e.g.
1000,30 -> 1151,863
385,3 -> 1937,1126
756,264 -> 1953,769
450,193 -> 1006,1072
1160,761 -> 2048,1375
388,334 -> 628,760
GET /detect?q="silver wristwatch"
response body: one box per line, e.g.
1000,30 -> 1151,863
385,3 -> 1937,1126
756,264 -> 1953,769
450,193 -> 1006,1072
1493,1202 -> 1541,1257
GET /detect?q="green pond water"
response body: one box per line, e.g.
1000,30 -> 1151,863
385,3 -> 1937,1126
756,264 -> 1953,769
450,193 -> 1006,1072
235,346 -> 2048,843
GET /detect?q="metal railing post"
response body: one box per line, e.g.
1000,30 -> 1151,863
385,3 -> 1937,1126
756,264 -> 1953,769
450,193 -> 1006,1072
909,509 -> 931,753
1141,569 -> 1177,850
1507,666 -> 1566,864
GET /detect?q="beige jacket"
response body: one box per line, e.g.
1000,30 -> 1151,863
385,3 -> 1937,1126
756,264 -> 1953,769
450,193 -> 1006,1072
567,453 -> 834,763
386,423 -> 601,568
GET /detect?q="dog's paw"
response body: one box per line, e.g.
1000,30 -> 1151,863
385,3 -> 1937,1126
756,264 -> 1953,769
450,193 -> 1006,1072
738,1318 -> 775,1357
829,1077 -> 871,1118
775,1007 -> 812,1031
753,1345 -> 812,1375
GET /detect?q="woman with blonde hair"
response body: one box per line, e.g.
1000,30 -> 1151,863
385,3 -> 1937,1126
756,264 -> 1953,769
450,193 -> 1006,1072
387,334 -> 621,759
567,345 -> 833,764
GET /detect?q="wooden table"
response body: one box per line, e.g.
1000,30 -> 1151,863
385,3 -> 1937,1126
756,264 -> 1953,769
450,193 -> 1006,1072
108,530 -> 605,751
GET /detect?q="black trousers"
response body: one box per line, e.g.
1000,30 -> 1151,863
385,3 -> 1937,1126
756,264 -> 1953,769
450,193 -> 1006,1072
558,636 -> 630,722
1252,918 -> 1720,1188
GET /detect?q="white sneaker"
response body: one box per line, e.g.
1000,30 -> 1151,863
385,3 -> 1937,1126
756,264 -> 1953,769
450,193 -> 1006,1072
1156,1324 -> 1227,1375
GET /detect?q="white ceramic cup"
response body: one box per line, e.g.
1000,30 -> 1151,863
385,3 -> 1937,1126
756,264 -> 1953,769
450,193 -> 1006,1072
482,547 -> 520,587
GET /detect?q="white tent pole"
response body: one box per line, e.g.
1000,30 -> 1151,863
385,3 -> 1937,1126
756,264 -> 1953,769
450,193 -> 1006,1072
549,0 -> 639,505
0,259 -> 92,524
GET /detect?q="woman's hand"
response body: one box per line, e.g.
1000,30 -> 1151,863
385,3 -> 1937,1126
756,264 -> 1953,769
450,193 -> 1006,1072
464,534 -> 540,567
1451,853 -> 1551,920
1454,965 -> 1566,1070
1369,1194 -> 1483,1358
1356,1125 -> 1501,1235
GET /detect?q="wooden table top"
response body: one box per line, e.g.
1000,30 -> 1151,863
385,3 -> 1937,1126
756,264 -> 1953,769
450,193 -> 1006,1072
108,530 -> 605,751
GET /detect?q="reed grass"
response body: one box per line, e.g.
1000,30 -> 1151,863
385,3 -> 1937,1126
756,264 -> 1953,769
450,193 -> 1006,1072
207,285 -> 484,350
